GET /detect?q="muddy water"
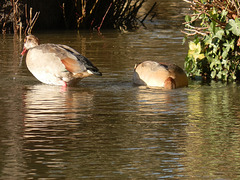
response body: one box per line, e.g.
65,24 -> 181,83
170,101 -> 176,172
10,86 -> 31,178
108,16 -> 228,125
0,1 -> 240,179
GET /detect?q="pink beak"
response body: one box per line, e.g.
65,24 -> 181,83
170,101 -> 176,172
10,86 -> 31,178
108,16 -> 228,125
21,48 -> 27,56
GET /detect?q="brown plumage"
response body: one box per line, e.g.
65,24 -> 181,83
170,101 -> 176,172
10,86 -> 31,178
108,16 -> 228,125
21,35 -> 102,86
133,61 -> 188,89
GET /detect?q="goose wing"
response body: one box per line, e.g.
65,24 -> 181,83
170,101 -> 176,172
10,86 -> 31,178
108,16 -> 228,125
57,44 -> 102,76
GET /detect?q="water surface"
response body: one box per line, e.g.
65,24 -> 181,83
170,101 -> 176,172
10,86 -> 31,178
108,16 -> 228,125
1,1 -> 240,179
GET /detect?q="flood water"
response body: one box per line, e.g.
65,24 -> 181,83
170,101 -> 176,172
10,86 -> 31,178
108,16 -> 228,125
1,1 -> 240,179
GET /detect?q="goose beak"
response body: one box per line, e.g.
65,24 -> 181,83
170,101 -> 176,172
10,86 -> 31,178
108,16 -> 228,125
21,48 -> 27,56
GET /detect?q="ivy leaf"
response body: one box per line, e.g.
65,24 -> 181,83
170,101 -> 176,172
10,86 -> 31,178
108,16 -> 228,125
188,41 -> 205,60
204,35 -> 211,45
220,9 -> 228,21
189,41 -> 201,53
214,29 -> 224,40
222,39 -> 235,58
217,71 -> 222,79
185,15 -> 191,22
226,19 -> 240,36
232,74 -> 237,80
211,70 -> 216,79
209,21 -> 216,34
222,47 -> 229,59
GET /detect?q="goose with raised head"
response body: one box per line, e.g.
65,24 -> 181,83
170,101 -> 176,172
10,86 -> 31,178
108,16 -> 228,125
21,35 -> 102,86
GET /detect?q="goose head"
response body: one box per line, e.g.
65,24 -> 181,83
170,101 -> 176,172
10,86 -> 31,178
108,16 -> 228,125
21,35 -> 39,55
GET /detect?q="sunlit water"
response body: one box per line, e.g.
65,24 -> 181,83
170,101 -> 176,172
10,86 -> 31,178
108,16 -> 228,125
1,1 -> 240,179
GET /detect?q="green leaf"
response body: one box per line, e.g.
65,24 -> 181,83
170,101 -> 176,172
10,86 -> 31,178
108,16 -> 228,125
188,41 -> 205,60
214,29 -> 224,40
217,71 -> 222,79
225,19 -> 240,36
185,15 -> 191,22
209,21 -> 216,34
222,60 -> 228,69
210,61 -> 215,69
222,47 -> 229,59
229,38 -> 235,50
203,35 -> 212,45
211,70 -> 216,79
222,39 -> 235,58
182,36 -> 187,45
220,9 -> 228,21
232,73 -> 237,80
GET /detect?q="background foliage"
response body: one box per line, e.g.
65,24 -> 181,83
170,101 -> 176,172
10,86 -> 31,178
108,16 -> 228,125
183,0 -> 240,81
0,0 -> 147,34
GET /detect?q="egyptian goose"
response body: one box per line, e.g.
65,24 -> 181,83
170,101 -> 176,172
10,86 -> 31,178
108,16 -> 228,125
21,35 -> 102,86
133,61 -> 188,89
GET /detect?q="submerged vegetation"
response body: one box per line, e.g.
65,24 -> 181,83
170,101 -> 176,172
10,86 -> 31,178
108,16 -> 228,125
183,0 -> 240,81
0,0 -> 157,34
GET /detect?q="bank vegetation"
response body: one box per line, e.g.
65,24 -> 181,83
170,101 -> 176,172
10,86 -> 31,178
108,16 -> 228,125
0,0 -> 157,35
183,0 -> 240,81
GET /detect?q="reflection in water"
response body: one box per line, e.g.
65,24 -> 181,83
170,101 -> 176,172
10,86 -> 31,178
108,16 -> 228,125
120,86 -> 189,178
0,82 -> 190,179
181,83 -> 240,179
24,84 -> 94,120
22,84 -> 94,179
0,32 -> 240,179
135,86 -> 188,116
1,33 -> 240,179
